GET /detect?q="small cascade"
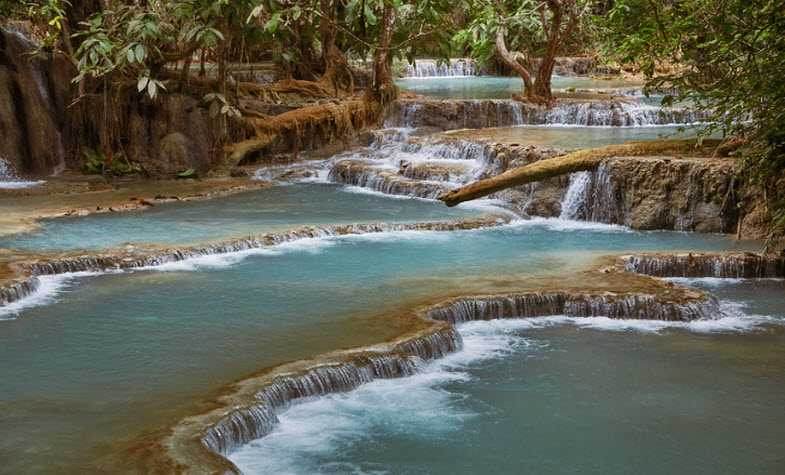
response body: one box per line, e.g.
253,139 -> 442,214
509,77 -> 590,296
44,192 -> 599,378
325,137 -> 500,198
0,156 -> 44,189
555,165 -> 620,223
559,172 -> 591,219
201,327 -> 462,455
403,58 -> 478,78
583,162 -> 622,223
329,160 -> 452,199
368,128 -> 415,147
623,253 -> 785,278
2,217 -> 508,309
427,292 -> 720,323
0,278 -> 40,306
386,99 -> 708,129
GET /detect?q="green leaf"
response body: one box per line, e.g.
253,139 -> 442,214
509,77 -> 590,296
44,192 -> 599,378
264,12 -> 281,33
137,76 -> 149,93
147,80 -> 157,99
134,44 -> 145,62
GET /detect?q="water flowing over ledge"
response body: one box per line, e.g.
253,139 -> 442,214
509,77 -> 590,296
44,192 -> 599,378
403,58 -> 478,78
426,291 -> 720,323
622,253 -> 785,278
0,278 -> 40,308
165,271 -> 727,473
200,327 -> 461,457
386,99 -> 708,130
0,216 -> 509,311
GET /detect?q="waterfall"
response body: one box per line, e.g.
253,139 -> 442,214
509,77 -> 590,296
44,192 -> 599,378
386,99 -> 709,129
0,278 -> 40,306
12,218 -> 505,276
427,292 -> 722,323
328,161 -> 452,199
326,138 -> 499,198
0,157 -> 17,181
622,253 -> 785,278
201,327 -> 462,456
404,58 -> 478,78
557,165 -> 620,223
559,172 -> 591,219
0,156 -> 44,189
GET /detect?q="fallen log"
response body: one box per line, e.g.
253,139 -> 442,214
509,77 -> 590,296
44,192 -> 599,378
439,139 -> 718,207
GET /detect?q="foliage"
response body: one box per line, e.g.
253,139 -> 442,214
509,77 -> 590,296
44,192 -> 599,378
82,148 -> 141,176
600,0 -> 785,235
455,0 -> 589,102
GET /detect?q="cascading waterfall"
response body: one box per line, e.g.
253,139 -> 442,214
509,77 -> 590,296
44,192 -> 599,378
427,292 -> 721,323
0,278 -> 40,307
22,219 -> 507,276
403,58 -> 478,78
0,217 -> 509,308
200,285 -> 724,462
387,99 -> 709,129
559,172 -> 591,220
623,253 -> 785,278
201,326 -> 462,456
0,156 -> 44,189
327,138 -> 499,198
557,164 -> 620,223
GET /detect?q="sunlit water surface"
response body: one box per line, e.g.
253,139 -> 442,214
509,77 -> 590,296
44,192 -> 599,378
447,124 -> 707,150
397,76 -> 645,99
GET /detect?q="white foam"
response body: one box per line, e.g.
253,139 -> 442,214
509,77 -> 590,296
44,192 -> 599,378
666,277 -> 784,288
495,299 -> 782,333
151,238 -> 336,272
513,216 -> 631,233
228,296 -> 782,471
0,272 -> 103,320
0,180 -> 45,189
340,185 -> 435,201
228,319 -> 535,474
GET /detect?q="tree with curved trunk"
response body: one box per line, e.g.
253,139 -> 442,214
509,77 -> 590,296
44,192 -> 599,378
461,0 -> 588,105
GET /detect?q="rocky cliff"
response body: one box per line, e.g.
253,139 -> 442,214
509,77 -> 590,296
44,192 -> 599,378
0,27 -> 70,176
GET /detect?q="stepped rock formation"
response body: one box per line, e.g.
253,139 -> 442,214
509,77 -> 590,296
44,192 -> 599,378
165,273 -> 722,473
386,99 -> 705,130
622,252 -> 785,278
0,217 -> 509,307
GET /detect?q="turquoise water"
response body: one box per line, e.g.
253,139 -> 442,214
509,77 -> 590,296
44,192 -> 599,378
230,279 -> 785,475
0,183 -> 478,251
397,76 -> 644,99
450,125 -> 706,150
0,221 -> 755,472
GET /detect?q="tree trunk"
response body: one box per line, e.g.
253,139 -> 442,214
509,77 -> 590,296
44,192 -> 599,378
440,140 -> 706,207
495,26 -> 533,93
369,1 -> 397,103
319,0 -> 353,95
